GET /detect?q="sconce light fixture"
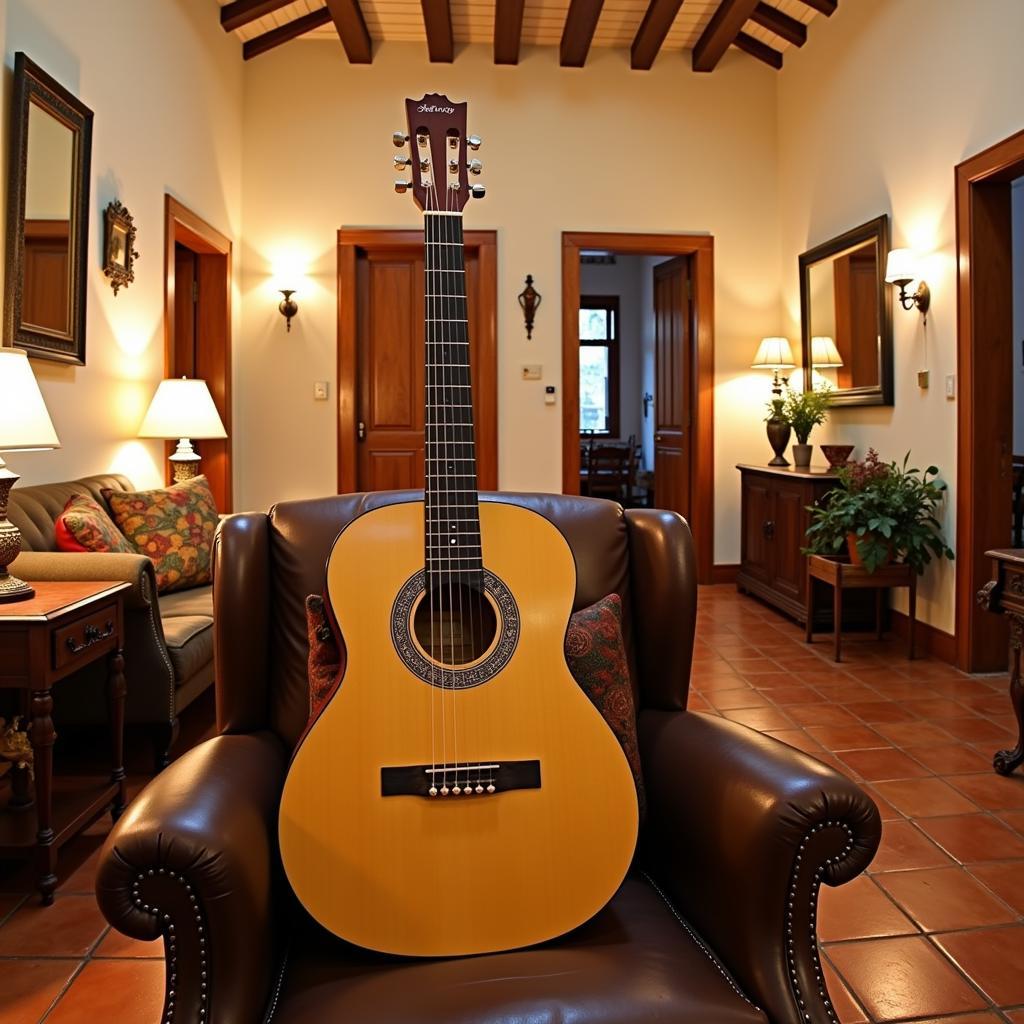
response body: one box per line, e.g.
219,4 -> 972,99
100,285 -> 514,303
885,249 -> 930,315
278,289 -> 299,332
518,275 -> 541,340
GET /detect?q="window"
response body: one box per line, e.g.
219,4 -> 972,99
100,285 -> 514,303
579,295 -> 620,436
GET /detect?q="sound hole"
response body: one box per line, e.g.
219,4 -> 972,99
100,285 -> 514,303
412,582 -> 498,667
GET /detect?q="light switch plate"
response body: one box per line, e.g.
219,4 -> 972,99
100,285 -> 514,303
521,364 -> 542,380
917,370 -> 929,389
945,374 -> 956,399
314,381 -> 329,400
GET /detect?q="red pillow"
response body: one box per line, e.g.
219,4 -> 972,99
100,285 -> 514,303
55,494 -> 135,554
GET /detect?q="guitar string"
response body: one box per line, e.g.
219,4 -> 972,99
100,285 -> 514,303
424,157 -> 438,795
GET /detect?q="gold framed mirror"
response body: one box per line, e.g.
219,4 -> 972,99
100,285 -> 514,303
798,215 -> 893,407
3,52 -> 93,364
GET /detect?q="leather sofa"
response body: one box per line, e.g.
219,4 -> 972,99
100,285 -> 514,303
8,474 -> 214,768
96,491 -> 881,1023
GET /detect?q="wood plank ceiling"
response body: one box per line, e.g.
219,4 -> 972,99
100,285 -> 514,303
219,0 -> 834,69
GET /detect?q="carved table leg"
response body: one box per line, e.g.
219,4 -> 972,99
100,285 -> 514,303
994,616 -> 1024,776
108,648 -> 127,820
29,688 -> 57,905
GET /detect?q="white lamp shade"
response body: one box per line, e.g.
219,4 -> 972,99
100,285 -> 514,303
751,337 -> 795,370
0,348 -> 60,451
138,378 -> 227,440
810,336 -> 844,367
885,248 -> 916,284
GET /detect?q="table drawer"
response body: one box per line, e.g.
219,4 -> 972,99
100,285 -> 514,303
52,603 -> 117,671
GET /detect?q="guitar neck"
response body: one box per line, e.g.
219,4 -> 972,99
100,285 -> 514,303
424,211 -> 482,583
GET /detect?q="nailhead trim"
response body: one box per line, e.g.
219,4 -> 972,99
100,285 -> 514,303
641,871 -> 759,1010
132,868 -> 208,1024
786,820 -> 855,1024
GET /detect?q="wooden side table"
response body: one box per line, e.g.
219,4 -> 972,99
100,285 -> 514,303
805,555 -> 916,663
0,581 -> 129,903
977,549 -> 1024,775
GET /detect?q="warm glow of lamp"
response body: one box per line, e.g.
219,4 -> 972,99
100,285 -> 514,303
0,348 -> 61,601
885,248 -> 931,314
139,377 -> 227,483
751,337 -> 795,370
810,336 -> 844,367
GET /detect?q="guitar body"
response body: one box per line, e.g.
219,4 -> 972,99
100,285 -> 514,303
278,499 -> 639,957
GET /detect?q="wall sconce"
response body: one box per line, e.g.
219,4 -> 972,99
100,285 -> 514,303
885,249 -> 930,315
278,289 -> 298,332
518,274 -> 541,340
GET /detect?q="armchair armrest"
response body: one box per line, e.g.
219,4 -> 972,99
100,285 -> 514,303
10,550 -> 157,612
639,710 -> 881,1024
96,732 -> 287,1024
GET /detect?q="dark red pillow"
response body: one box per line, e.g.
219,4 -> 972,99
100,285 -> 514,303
55,494 -> 135,554
304,591 -> 643,817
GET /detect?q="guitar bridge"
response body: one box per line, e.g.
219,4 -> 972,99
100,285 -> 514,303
380,760 -> 540,798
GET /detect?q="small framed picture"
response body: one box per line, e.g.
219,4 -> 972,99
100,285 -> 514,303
103,199 -> 138,295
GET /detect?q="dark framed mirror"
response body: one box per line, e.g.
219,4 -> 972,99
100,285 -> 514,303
799,214 -> 893,407
3,52 -> 93,364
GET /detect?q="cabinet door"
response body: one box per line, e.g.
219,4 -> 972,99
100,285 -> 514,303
741,475 -> 774,585
771,480 -> 808,603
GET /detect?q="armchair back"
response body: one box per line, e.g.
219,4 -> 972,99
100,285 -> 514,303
213,491 -> 697,749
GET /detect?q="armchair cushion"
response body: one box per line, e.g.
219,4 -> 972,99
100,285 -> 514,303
162,615 -> 213,683
54,493 -> 135,554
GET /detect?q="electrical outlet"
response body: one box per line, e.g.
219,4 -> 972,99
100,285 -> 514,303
544,385 -> 556,406
945,374 -> 956,399
521,364 -> 542,380
917,370 -> 929,389
314,381 -> 329,401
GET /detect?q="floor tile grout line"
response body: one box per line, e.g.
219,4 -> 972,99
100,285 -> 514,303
37,957 -> 89,1024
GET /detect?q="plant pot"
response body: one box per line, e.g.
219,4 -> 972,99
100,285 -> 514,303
820,444 -> 855,469
765,417 -> 791,467
846,532 -> 893,568
791,443 -> 812,468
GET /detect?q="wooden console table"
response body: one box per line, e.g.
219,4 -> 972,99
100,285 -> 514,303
805,555 -> 916,663
977,549 -> 1024,775
0,581 -> 128,903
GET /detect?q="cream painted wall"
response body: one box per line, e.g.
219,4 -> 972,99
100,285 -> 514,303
777,0 -> 1024,634
0,0 -> 242,493
238,40 -> 781,566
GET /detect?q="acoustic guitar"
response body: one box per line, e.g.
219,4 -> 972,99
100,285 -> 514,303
278,94 -> 639,958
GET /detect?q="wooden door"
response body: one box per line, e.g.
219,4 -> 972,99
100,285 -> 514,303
771,480 -> 807,603
741,473 -> 773,586
342,232 -> 498,494
653,256 -> 692,521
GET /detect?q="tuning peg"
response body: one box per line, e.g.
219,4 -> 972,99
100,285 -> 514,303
393,131 -> 409,148
468,159 -> 482,175
394,155 -> 411,168
467,134 -> 482,150
469,184 -> 486,199
394,180 -> 412,194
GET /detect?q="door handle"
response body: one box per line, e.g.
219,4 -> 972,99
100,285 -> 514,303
763,520 -> 775,539
357,421 -> 366,441
654,434 -> 662,443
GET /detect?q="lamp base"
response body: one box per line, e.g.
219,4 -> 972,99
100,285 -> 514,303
0,571 -> 33,603
169,438 -> 201,483
0,466 -> 33,603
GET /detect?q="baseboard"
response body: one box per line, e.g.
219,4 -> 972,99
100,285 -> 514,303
711,563 -> 739,584
890,608 -> 957,665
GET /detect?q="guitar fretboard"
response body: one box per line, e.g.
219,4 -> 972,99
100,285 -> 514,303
424,211 -> 481,584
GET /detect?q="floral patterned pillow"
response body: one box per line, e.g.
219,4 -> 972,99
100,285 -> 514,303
104,476 -> 220,593
55,494 -> 135,554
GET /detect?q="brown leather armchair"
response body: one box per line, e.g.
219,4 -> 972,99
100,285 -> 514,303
97,492 -> 881,1024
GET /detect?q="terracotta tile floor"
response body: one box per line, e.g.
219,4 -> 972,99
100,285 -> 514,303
2,585 -> 1023,1021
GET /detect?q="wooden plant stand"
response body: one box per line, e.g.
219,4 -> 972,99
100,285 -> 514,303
805,555 -> 916,663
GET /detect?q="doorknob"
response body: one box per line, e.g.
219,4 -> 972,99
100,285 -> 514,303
654,433 -> 662,442
357,421 -> 366,441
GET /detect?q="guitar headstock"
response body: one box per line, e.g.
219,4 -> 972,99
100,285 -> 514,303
393,93 -> 484,213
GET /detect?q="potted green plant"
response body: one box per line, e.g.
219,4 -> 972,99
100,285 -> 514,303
780,383 -> 831,468
804,449 -> 955,573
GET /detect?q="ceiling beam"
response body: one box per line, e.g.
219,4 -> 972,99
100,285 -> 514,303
631,0 -> 685,70
421,0 -> 455,62
749,2 -> 806,46
560,0 -> 605,67
734,31 -> 782,68
221,0 -> 295,33
494,0 -> 525,64
242,8 -> 332,59
798,0 -> 836,14
692,0 -> 760,71
325,0 -> 373,63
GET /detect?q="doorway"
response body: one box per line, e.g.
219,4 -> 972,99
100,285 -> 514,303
562,232 -> 714,584
955,128 -> 1024,672
336,229 -> 498,494
163,196 -> 232,512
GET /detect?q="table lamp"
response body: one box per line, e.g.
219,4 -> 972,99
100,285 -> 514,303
0,348 -> 61,602
138,377 -> 227,483
752,337 -> 795,466
810,336 -> 843,368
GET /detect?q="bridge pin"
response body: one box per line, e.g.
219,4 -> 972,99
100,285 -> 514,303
429,786 -> 438,797
452,786 -> 461,795
486,784 -> 496,794
440,786 -> 449,795
475,785 -> 484,794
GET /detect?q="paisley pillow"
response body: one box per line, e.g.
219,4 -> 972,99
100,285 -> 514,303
105,476 -> 220,593
55,494 -> 135,554
304,590 -> 644,816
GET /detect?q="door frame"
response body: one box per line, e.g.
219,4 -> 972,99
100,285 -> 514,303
336,228 -> 499,495
163,195 -> 233,510
561,231 -> 715,585
954,129 -> 1024,671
